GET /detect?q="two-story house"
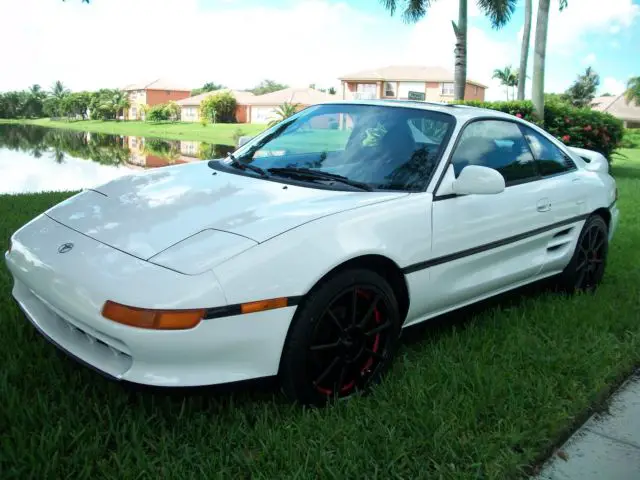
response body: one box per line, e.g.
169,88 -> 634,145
339,65 -> 487,102
123,79 -> 191,120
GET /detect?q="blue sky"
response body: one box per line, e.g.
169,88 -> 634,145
1,0 -> 638,100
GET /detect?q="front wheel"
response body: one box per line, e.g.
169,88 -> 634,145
279,269 -> 401,406
556,215 -> 609,293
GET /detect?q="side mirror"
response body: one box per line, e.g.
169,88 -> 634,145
452,165 -> 505,195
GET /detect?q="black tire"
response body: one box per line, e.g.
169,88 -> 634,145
279,268 -> 402,406
555,214 -> 609,294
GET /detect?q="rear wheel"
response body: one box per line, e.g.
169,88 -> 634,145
556,215 -> 609,293
279,269 -> 401,406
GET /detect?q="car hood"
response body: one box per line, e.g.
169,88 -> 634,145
45,162 -> 406,260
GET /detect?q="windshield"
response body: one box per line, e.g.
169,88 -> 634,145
228,103 -> 455,191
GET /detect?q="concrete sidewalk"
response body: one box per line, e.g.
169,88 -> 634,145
535,372 -> 640,480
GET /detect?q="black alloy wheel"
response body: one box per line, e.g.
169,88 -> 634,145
280,269 -> 401,406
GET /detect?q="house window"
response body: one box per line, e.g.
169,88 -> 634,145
474,85 -> 479,95
441,82 -> 454,96
166,90 -> 172,95
131,107 -> 137,118
384,82 -> 396,97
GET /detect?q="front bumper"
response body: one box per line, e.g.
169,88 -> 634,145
6,214 -> 295,387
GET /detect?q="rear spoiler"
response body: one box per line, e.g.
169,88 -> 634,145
567,146 -> 609,174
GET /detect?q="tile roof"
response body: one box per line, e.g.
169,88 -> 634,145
123,78 -> 191,92
591,94 -> 640,121
176,89 -> 255,106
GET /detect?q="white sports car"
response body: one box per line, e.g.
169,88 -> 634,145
6,101 -> 618,406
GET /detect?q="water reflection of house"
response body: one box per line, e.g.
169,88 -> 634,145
124,136 -> 200,169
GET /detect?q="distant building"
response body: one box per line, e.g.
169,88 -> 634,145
338,65 -> 487,102
176,90 -> 256,123
123,79 -> 191,120
244,87 -> 336,124
177,87 -> 335,124
591,94 -> 640,128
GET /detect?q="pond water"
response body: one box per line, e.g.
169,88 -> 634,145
0,124 -> 235,194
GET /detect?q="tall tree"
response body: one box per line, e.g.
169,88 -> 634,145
565,66 -> 600,107
517,0 -> 532,100
532,0 -> 568,120
381,0 -> 517,101
51,80 -> 69,99
250,80 -> 288,95
492,65 -> 518,100
191,82 -> 224,96
625,76 -> 640,105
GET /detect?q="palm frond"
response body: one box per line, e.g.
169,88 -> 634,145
402,0 -> 432,23
379,0 -> 398,16
476,0 -> 517,29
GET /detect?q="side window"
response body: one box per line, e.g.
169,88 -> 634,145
521,126 -> 576,176
451,120 -> 538,185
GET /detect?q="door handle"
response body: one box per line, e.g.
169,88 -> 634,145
536,198 -> 551,212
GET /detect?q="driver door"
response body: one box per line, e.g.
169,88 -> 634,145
425,119 -> 553,314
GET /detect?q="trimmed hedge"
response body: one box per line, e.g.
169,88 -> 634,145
454,99 -> 624,160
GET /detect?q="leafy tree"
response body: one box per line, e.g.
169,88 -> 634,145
492,65 -> 519,100
199,91 -> 237,123
268,102 -> 299,127
43,96 -> 62,118
625,76 -> 640,105
250,79 -> 288,95
50,80 -> 69,99
517,0 -> 532,100
146,104 -> 171,122
381,0 -> 517,100
565,66 -> 599,108
191,82 -> 224,96
328,87 -> 337,95
532,0 -> 568,119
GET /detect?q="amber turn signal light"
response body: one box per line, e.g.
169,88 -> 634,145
102,301 -> 204,330
240,297 -> 288,314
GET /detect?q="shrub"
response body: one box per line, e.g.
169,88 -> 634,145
145,102 -> 180,122
454,100 -> 540,125
544,102 -> 624,160
454,99 -> 624,160
199,91 -> 237,123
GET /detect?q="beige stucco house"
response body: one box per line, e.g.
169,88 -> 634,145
338,65 -> 487,102
591,94 -> 640,128
177,87 -> 335,124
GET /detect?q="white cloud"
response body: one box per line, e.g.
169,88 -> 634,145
601,77 -> 626,95
582,53 -> 597,65
544,0 -> 639,54
609,25 -> 622,34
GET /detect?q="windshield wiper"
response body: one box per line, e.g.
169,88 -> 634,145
267,167 -> 373,191
209,154 -> 267,176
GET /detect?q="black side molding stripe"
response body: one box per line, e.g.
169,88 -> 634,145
204,296 -> 303,320
402,214 -> 590,275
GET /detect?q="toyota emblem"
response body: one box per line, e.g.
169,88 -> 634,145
58,243 -> 74,254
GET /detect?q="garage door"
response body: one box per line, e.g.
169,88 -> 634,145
251,106 -> 278,124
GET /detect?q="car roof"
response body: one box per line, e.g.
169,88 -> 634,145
319,99 -> 517,122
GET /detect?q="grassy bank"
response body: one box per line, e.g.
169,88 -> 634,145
0,118 -> 265,145
1,151 -> 639,478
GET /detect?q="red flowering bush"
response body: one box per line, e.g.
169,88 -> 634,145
454,99 -> 624,161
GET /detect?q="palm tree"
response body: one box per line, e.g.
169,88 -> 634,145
532,0 -> 568,120
492,66 -> 519,100
625,76 -> 640,105
517,0 -> 532,100
111,90 -> 130,120
268,102 -> 299,127
50,80 -> 69,99
381,0 -> 517,100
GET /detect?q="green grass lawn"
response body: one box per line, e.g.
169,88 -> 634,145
0,118 -> 266,145
1,148 -> 639,478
